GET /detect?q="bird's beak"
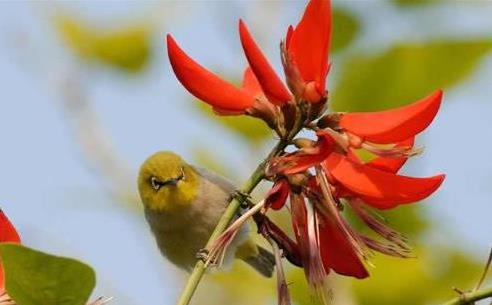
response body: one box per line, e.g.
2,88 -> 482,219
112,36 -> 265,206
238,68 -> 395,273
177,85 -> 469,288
164,169 -> 185,186
165,178 -> 180,186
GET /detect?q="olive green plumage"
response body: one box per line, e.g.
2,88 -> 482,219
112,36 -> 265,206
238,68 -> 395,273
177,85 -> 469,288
137,151 -> 274,277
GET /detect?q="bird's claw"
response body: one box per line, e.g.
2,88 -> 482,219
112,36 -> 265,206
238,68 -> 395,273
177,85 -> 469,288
196,248 -> 210,263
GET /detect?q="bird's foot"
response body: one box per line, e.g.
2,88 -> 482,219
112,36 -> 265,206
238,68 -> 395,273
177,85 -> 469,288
196,248 -> 210,264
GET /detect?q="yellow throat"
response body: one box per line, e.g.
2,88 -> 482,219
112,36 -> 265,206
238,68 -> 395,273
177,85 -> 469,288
138,151 -> 199,212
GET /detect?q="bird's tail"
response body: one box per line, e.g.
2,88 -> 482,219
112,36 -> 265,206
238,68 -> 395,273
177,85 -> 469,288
236,239 -> 275,277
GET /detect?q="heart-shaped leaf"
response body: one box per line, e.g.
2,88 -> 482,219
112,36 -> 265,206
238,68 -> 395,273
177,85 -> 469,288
0,244 -> 96,305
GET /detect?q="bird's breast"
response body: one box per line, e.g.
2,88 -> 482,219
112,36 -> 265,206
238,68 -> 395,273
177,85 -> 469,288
144,177 -> 235,271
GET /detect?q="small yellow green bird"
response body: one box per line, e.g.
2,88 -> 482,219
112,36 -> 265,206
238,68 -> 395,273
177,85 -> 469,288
137,151 -> 275,277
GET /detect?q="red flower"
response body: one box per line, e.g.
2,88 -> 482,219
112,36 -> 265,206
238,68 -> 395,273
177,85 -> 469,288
323,153 -> 445,209
0,210 -> 21,291
167,0 -> 447,301
284,0 -> 331,103
166,0 -> 332,124
167,35 -> 255,114
239,20 -> 292,106
262,87 -> 445,281
339,90 -> 443,144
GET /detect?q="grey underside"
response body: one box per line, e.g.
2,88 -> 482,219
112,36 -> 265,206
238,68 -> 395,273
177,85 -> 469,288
144,166 -> 251,271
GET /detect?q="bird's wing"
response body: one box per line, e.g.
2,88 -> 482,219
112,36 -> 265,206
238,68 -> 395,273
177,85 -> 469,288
192,166 -> 237,194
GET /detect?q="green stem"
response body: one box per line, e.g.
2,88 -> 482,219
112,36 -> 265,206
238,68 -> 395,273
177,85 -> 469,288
175,139 -> 288,305
441,286 -> 492,305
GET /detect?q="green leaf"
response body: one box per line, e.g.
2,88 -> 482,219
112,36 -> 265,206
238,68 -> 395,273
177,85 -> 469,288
55,13 -> 152,73
0,244 -> 96,305
289,268 -> 323,305
332,8 -> 360,53
393,0 -> 440,7
195,102 -> 272,145
332,40 -> 492,112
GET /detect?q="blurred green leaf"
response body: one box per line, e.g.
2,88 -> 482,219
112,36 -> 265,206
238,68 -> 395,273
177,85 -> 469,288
332,40 -> 492,112
195,102 -> 272,145
352,248 -> 482,305
192,147 -> 233,179
379,204 -> 429,238
55,13 -> 152,73
332,8 -> 360,53
290,268 -> 323,305
0,243 -> 96,305
197,260 -> 276,305
394,0 -> 440,7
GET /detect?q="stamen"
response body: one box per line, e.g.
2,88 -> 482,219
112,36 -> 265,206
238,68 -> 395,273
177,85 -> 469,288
268,239 -> 292,305
360,142 -> 423,158
314,166 -> 368,261
322,128 -> 349,151
305,201 -> 330,305
205,200 -> 266,268
361,236 -> 413,258
323,127 -> 423,159
349,200 -> 411,251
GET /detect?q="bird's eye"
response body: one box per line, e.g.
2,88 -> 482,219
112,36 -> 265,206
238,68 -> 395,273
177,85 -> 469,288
150,176 -> 161,191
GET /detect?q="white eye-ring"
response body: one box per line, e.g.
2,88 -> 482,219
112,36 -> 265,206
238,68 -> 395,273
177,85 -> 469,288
150,177 -> 161,191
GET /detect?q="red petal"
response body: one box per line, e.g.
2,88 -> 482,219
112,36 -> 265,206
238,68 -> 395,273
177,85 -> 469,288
367,137 -> 415,173
339,90 -> 443,144
0,210 -> 21,290
288,0 -> 331,93
323,153 -> 445,209
0,210 -> 20,243
265,179 -> 290,210
318,215 -> 369,279
167,34 -> 254,113
242,67 -> 263,97
239,20 -> 292,105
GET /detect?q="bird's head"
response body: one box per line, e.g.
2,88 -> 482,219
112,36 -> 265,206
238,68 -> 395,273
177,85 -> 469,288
138,151 -> 199,212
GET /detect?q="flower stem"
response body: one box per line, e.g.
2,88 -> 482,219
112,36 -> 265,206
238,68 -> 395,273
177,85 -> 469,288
175,139 -> 289,305
441,286 -> 492,305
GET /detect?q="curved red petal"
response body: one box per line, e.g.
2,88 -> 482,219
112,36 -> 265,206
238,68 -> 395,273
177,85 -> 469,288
340,90 -> 443,144
288,0 -> 331,92
0,210 -> 20,243
318,215 -> 369,279
242,67 -> 263,97
266,179 -> 290,210
323,153 -> 445,208
0,210 -> 20,290
366,137 -> 415,173
239,20 -> 292,105
167,34 -> 254,112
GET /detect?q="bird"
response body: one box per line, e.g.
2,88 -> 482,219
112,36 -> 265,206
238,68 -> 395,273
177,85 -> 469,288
137,151 -> 275,277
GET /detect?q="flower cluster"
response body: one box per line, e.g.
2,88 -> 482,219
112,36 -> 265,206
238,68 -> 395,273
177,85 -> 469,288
167,0 -> 444,302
